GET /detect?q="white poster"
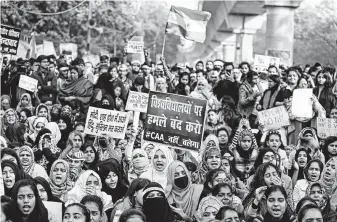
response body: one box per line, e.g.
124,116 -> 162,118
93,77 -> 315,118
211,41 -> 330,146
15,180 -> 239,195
125,91 -> 149,113
127,40 -> 144,53
291,89 -> 313,118
19,75 -> 38,92
43,201 -> 62,222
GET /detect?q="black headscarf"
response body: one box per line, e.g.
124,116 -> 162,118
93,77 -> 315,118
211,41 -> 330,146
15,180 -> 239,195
97,158 -> 128,203
33,128 -> 51,147
57,115 -> 73,150
1,148 -> 24,171
10,179 -> 49,222
1,160 -> 31,196
142,182 -> 175,222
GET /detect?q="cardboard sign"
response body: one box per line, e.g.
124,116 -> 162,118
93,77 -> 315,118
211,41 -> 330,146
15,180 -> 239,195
291,89 -> 313,118
254,54 -> 280,70
125,91 -> 149,113
127,41 -> 144,53
317,118 -> 337,139
84,107 -> 129,139
144,91 -> 207,152
258,106 -> 290,131
59,42 -> 78,59
18,75 -> 38,92
1,25 -> 21,55
43,201 -> 62,222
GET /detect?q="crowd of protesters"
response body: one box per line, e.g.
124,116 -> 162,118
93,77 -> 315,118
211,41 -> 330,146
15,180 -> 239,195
1,49 -> 337,222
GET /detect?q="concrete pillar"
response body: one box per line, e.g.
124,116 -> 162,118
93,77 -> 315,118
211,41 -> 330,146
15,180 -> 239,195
264,0 -> 302,66
241,32 -> 254,62
222,42 -> 236,62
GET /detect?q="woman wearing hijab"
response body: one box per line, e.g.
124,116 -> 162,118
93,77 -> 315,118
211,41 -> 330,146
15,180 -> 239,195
192,135 -> 222,184
190,78 -> 220,109
33,176 -> 66,212
195,196 -> 223,222
58,66 -> 94,113
165,161 -> 203,220
306,181 -> 337,222
35,133 -> 62,172
1,160 -> 31,196
45,122 -> 61,144
59,131 -> 85,159
5,122 -> 26,148
26,117 -> 48,146
3,108 -> 18,132
35,103 -> 51,121
142,182 -> 176,222
16,93 -> 34,113
321,157 -> 337,210
10,179 -> 49,222
97,158 -> 128,203
1,147 -> 24,170
57,115 -> 73,150
140,145 -> 174,189
128,149 -> 150,184
49,159 -> 73,202
66,170 -> 113,212
18,145 -> 49,180
1,94 -> 11,111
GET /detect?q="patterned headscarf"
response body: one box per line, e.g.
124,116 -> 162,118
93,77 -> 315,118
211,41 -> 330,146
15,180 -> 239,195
35,104 -> 51,121
16,93 -> 33,113
49,159 -> 72,199
36,133 -> 61,169
195,196 -> 223,222
18,146 -> 35,176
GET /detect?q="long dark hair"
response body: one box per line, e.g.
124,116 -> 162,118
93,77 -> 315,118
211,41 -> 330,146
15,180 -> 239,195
322,136 -> 337,162
297,203 -> 322,222
1,148 -> 24,171
80,143 -> 99,171
124,178 -> 151,208
119,209 -> 146,222
264,185 -> 293,220
64,203 -> 90,222
242,163 -> 281,207
80,195 -> 103,216
11,179 -> 49,222
303,159 -> 324,181
1,160 -> 30,196
253,148 -> 280,171
57,115 -> 73,150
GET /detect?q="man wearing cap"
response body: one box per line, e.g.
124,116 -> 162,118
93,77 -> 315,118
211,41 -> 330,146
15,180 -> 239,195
31,55 -> 58,103
57,63 -> 70,91
129,60 -> 142,82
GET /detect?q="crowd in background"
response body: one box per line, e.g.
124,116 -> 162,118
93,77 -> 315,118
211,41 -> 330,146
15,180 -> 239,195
1,49 -> 337,222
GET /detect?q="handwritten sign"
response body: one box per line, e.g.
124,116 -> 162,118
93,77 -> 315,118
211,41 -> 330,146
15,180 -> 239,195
84,107 -> 129,139
317,118 -> 337,139
254,54 -> 280,71
127,41 -> 144,53
126,91 -> 149,113
19,75 -> 38,92
1,25 -> 21,55
291,89 -> 313,118
43,201 -> 62,222
144,91 -> 207,152
258,106 -> 290,131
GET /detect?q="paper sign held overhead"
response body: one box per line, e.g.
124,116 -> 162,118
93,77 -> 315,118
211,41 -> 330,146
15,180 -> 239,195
1,25 -> 21,55
257,106 -> 290,131
84,107 -> 129,139
254,54 -> 280,71
127,41 -> 144,53
18,75 -> 38,92
43,201 -> 62,222
291,89 -> 313,118
144,91 -> 207,152
125,91 -> 149,113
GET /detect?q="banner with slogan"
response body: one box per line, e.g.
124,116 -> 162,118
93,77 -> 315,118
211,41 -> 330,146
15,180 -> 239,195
257,106 -> 290,131
144,91 -> 207,152
317,118 -> 337,139
291,89 -> 313,118
127,40 -> 144,53
254,54 -> 280,72
18,75 -> 38,92
1,25 -> 21,55
84,106 -> 129,139
43,201 -> 62,222
125,91 -> 149,113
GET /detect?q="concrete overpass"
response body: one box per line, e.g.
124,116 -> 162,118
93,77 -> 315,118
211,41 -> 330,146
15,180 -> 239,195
185,0 -> 302,66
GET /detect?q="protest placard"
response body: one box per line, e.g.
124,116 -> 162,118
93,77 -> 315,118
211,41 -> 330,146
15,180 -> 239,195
144,91 -> 207,152
127,40 -> 144,53
257,106 -> 290,131
18,75 -> 38,92
1,25 -> 21,55
84,107 -> 129,139
254,54 -> 280,71
43,201 -> 62,222
317,118 -> 337,139
125,91 -> 149,113
291,89 -> 313,118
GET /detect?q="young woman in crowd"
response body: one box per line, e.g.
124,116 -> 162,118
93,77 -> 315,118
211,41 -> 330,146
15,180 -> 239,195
35,104 -> 51,121
195,195 -> 223,222
2,160 -> 30,196
127,149 -> 150,184
174,72 -> 191,96
314,70 -> 333,115
1,147 -> 25,171
49,159 -> 73,201
322,136 -> 337,163
118,209 -> 147,222
321,157 -> 337,210
16,93 -> 34,113
289,148 -> 312,186
110,178 -> 151,221
56,115 -> 73,150
297,204 -> 323,222
293,159 -> 323,208
26,117 -> 48,145
10,179 -> 49,222
63,203 -> 91,222
81,143 -> 99,171
80,195 -> 107,222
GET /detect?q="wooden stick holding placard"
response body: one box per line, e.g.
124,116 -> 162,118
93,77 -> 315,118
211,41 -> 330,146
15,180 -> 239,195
161,34 -> 166,57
